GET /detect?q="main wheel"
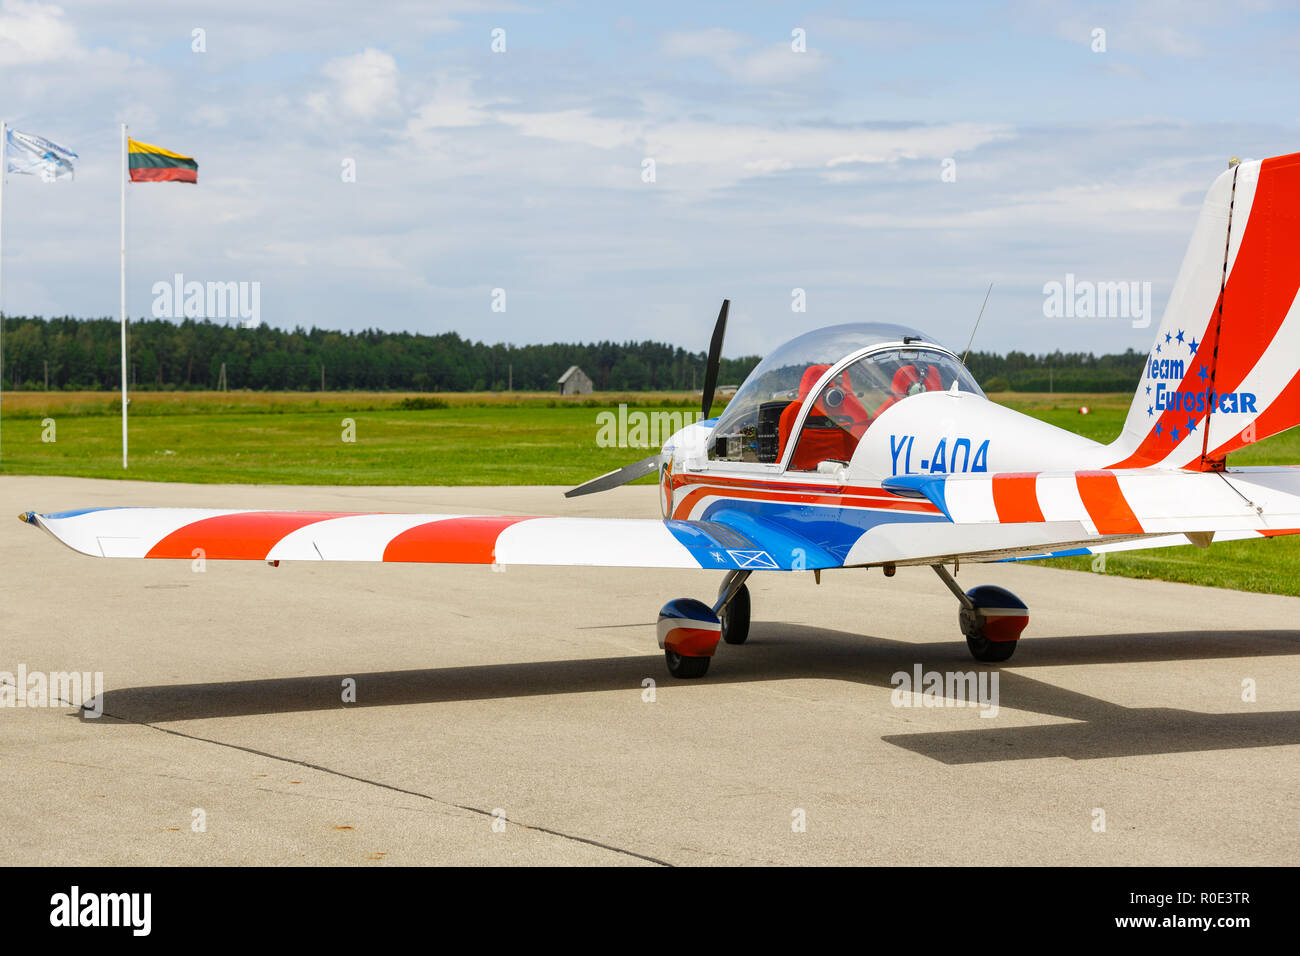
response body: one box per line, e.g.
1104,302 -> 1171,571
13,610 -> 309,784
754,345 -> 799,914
665,649 -> 711,678
965,632 -> 1017,662
959,585 -> 1028,663
720,583 -> 751,645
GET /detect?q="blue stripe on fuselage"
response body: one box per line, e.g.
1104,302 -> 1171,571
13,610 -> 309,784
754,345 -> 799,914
694,497 -> 945,566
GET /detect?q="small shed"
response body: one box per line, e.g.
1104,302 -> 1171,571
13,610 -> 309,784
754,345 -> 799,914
557,365 -> 593,395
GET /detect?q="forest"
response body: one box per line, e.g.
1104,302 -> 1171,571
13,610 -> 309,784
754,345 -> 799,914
0,316 -> 1147,394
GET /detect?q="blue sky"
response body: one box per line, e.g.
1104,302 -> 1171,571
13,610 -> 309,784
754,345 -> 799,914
1,0 -> 1297,357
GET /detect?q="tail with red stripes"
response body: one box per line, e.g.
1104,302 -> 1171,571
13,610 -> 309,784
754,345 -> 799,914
1107,152 -> 1300,470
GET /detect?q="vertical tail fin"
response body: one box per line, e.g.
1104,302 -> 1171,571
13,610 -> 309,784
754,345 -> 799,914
1107,151 -> 1300,470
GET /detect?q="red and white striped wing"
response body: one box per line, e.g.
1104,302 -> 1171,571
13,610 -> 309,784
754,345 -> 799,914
22,508 -> 704,568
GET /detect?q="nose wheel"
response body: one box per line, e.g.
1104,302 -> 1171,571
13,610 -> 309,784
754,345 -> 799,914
962,608 -> 1019,662
664,649 -> 711,678
656,571 -> 752,678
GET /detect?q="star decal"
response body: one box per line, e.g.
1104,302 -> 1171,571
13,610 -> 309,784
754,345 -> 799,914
1189,336 -> 1199,355
1176,329 -> 1185,344
1170,426 -> 1180,442
1145,384 -> 1152,395
1156,343 -> 1162,354
1197,365 -> 1208,383
1147,405 -> 1154,417
1165,332 -> 1172,344
1186,417 -> 1197,432
1155,422 -> 1163,435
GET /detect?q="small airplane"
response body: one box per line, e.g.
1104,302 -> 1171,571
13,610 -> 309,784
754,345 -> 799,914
22,151 -> 1300,678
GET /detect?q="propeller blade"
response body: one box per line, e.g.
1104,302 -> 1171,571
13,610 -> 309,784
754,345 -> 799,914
701,299 -> 729,419
563,454 -> 660,499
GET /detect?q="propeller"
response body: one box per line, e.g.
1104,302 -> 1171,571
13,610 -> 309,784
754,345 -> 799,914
563,454 -> 660,499
701,299 -> 729,419
563,298 -> 730,499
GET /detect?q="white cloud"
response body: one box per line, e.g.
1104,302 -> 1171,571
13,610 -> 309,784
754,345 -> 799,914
308,48 -> 400,119
1029,0 -> 1271,57
0,0 -> 82,66
496,108 -> 642,151
405,71 -> 494,132
422,74 -> 1012,192
641,118 -> 1011,185
661,28 -> 829,84
805,16 -> 943,52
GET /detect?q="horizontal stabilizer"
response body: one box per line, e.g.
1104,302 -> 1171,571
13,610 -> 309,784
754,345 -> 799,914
883,467 -> 1300,538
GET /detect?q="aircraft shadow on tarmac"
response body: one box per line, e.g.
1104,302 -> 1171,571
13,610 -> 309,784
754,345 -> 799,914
82,624 -> 1300,764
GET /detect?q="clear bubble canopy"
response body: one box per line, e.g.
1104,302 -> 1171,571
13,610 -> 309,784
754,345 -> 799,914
708,322 -> 984,466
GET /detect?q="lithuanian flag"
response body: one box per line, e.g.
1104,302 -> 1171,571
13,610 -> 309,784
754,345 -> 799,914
128,139 -> 198,183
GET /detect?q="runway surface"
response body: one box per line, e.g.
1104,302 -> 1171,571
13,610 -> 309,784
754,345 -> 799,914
2,476 -> 1297,865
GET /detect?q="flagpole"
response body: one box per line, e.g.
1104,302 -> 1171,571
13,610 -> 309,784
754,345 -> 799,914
120,123 -> 128,469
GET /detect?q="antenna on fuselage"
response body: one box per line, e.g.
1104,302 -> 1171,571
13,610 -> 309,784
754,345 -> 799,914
961,282 -> 993,366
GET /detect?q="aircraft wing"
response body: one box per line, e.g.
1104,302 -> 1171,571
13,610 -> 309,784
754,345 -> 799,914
25,466 -> 1300,573
870,466 -> 1300,565
19,507 -> 824,572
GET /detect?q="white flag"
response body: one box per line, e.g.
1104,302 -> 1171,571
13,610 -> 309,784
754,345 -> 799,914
5,128 -> 78,181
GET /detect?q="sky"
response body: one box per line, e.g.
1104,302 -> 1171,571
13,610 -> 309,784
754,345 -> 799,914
0,0 -> 1297,359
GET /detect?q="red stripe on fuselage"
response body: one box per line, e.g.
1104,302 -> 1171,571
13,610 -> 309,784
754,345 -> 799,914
673,472 -> 918,499
669,474 -> 942,521
146,511 -> 353,559
382,516 -> 535,563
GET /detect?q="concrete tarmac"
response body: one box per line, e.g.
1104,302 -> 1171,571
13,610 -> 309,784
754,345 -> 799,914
2,476 -> 1297,865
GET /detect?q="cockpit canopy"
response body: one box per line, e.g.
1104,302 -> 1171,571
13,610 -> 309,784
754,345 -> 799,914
708,323 -> 984,470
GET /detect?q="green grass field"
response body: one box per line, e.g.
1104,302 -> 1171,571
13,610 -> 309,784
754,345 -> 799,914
2,388 -> 1297,596
0,390 -> 701,485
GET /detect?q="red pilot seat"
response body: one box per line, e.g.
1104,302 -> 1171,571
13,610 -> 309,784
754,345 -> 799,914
777,365 -> 872,471
872,364 -> 943,419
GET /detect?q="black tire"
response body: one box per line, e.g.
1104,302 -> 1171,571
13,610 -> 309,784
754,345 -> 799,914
966,633 -> 1017,663
720,584 -> 751,645
665,649 -> 711,678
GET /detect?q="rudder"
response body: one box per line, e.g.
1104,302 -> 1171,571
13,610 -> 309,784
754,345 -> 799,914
1108,152 -> 1300,469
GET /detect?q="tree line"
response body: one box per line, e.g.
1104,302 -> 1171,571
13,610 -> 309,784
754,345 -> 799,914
964,347 -> 1146,393
0,316 -> 1146,393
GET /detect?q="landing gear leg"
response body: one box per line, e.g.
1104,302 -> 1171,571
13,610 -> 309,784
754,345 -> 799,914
931,563 -> 1027,663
